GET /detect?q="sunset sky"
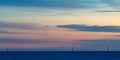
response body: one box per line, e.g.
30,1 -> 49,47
0,0 -> 120,51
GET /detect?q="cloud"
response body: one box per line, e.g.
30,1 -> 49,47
0,21 -> 46,29
0,38 -> 60,44
0,30 -> 25,34
57,24 -> 120,32
0,38 -> 40,43
105,35 -> 120,37
76,39 -> 120,46
73,39 -> 120,51
97,10 -> 120,12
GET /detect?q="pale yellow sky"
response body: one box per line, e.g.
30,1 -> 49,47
1,6 -> 120,26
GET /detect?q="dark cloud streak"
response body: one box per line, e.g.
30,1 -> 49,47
0,38 -> 40,43
73,39 -> 120,51
0,38 -> 61,44
75,40 -> 120,46
97,10 -> 120,13
0,30 -> 25,34
0,21 -> 44,29
57,24 -> 120,32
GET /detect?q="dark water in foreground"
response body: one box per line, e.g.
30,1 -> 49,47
0,51 -> 120,60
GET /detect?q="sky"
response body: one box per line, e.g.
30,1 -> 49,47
0,0 -> 120,51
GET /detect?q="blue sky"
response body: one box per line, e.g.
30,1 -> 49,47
0,0 -> 119,9
0,0 -> 120,51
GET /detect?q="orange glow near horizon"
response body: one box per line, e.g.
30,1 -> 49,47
1,27 -> 120,41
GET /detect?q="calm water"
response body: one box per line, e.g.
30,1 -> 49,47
0,51 -> 120,60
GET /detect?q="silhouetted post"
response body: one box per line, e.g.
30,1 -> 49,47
90,48 -> 93,51
72,47 -> 74,51
107,46 -> 110,51
6,48 -> 9,53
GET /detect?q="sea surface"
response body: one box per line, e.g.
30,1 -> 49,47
0,51 -> 120,60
